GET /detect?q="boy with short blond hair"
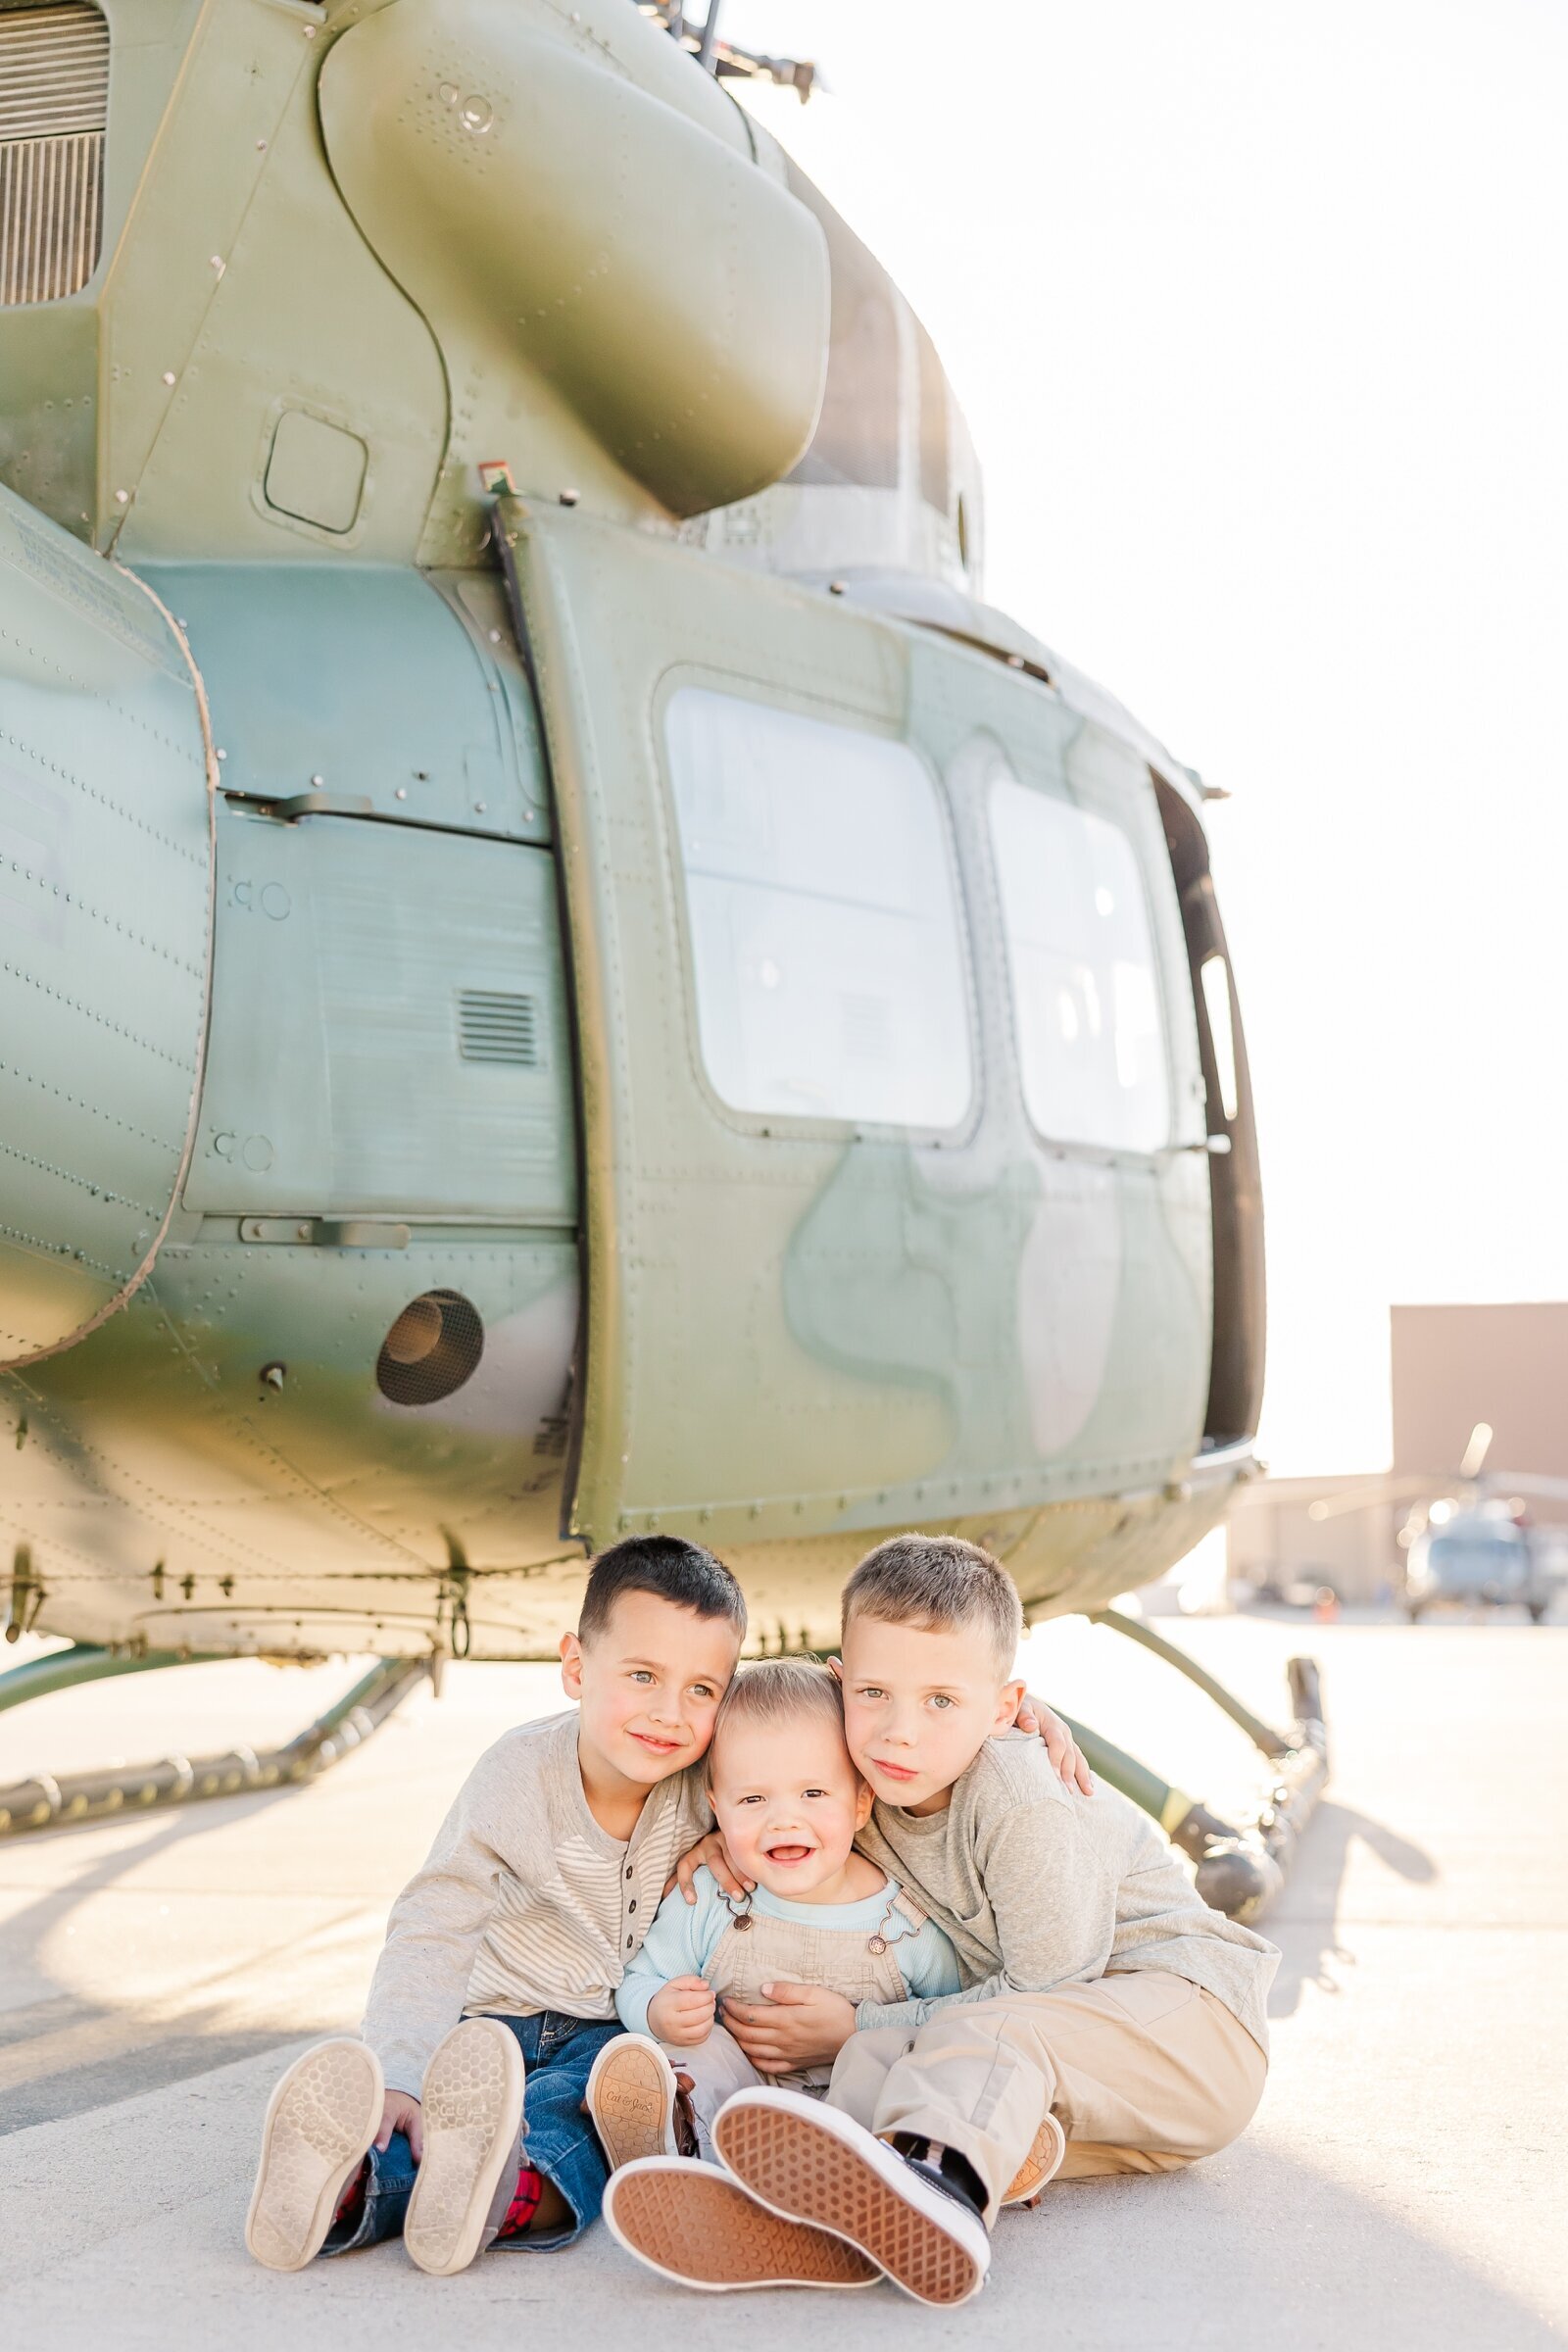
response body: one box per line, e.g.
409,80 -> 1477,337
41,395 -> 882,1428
611,1533 -> 1278,2308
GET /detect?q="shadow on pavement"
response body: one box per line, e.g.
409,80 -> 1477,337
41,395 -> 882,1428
0,1788 -> 369,2134
1268,1799 -> 1437,2017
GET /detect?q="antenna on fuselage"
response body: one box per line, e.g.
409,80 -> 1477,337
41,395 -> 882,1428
642,3 -> 817,100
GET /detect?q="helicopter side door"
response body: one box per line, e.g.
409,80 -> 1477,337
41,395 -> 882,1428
508,505 -> 1213,1559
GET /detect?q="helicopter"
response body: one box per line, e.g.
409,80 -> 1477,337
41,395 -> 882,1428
1308,1423 -> 1566,1623
0,0 -> 1323,1913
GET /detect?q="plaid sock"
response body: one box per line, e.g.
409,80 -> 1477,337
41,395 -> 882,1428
494,2163 -> 544,2239
333,2158 -> 369,2229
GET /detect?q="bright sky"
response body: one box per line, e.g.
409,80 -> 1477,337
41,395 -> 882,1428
725,1 -> 1568,1473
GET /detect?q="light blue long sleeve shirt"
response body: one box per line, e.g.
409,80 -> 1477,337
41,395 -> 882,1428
616,1865 -> 963,2038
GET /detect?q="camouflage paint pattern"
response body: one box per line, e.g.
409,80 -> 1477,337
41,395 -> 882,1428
0,0 -> 1258,1660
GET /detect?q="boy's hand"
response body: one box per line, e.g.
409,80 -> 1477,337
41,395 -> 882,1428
665,1830 -> 756,1906
376,2090 -> 423,2161
721,1981 -> 858,2073
648,1976 -> 717,2046
1013,1694 -> 1094,1795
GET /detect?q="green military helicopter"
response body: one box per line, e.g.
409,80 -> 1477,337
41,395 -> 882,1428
0,0 -> 1322,1911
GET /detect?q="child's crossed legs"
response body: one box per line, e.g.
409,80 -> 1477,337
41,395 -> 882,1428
827,1971 -> 1266,2222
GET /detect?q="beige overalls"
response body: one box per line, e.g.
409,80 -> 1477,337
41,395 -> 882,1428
666,1886 -> 930,2161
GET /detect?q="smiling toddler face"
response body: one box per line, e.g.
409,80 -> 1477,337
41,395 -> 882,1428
707,1705 -> 872,1900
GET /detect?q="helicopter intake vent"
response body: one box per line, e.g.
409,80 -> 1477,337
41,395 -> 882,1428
0,3 -> 108,307
457,989 -> 539,1067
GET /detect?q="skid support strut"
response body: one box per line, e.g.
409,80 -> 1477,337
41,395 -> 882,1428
1064,1614 -> 1329,1925
0,1650 -> 434,1838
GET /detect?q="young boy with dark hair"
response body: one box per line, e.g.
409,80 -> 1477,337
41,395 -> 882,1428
613,1533 -> 1278,2309
245,1535 -> 746,2276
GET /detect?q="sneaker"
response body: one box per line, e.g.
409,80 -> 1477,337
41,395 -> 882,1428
604,2157 -> 881,2293
245,2037 -> 384,2272
711,2087 -> 991,2308
403,2018 -> 526,2276
1002,2110 -> 1067,2206
586,2034 -> 683,2169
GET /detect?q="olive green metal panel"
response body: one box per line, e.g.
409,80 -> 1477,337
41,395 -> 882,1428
510,504 -> 1211,1556
107,0 -> 448,565
3,1231 -> 579,1654
5,0 -> 829,563
184,811 -> 574,1224
0,483 -> 210,1362
318,0 -> 829,548
143,564 -> 550,842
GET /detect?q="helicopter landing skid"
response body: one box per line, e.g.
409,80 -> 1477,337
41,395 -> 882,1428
1063,1627 -> 1328,1925
0,1650 -> 434,1838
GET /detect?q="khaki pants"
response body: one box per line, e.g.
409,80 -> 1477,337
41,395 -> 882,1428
827,1972 -> 1267,2224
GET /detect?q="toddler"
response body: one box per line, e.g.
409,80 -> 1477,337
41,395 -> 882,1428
587,1657 -> 959,2164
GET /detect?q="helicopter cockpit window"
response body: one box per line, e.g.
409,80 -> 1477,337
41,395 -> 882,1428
989,774 -> 1170,1153
664,687 -> 972,1130
1200,951 -> 1240,1122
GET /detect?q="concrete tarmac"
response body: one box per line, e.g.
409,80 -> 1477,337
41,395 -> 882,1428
1,1615 -> 1564,2347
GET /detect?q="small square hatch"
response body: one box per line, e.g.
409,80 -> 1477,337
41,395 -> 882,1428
264,410 -> 368,536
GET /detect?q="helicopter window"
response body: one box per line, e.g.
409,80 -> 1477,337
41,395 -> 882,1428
914,318 -> 951,515
989,775 -> 1170,1153
664,687 -> 972,1129
782,162 -> 901,491
1200,952 -> 1240,1122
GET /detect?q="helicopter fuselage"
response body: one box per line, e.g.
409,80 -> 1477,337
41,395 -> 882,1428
0,0 -> 1265,1662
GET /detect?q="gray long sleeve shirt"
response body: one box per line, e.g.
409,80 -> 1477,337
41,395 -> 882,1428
854,1730 -> 1279,2053
360,1709 -> 711,2096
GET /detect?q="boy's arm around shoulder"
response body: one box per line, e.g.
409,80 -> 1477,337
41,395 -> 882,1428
614,1866 -> 725,2038
858,1773 -> 1117,2032
361,1727 -> 547,2096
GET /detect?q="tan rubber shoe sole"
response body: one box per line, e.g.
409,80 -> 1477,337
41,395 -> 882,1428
605,2159 -> 880,2291
586,2035 -> 679,2169
712,2097 -> 986,2308
403,2019 -> 525,2277
1003,2111 -> 1067,2206
245,2037 -> 383,2272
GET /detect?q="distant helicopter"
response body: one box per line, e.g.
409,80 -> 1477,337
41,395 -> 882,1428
0,0 -> 1322,1910
1309,1423 -> 1566,1622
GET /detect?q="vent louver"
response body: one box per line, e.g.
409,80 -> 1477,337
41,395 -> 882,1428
0,3 -> 108,307
457,990 -> 540,1066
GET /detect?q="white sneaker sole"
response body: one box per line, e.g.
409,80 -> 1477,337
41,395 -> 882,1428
604,2157 -> 881,2292
712,2089 -> 990,2307
586,2034 -> 681,2169
245,2037 -> 383,2272
403,2019 -> 525,2276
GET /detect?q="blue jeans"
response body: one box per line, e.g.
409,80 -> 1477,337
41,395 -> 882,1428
322,2012 -> 625,2256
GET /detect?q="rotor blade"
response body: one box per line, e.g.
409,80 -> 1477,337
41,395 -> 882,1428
1458,1421 -> 1494,1482
1483,1472 -> 1568,1504
1306,1478 -> 1437,1522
